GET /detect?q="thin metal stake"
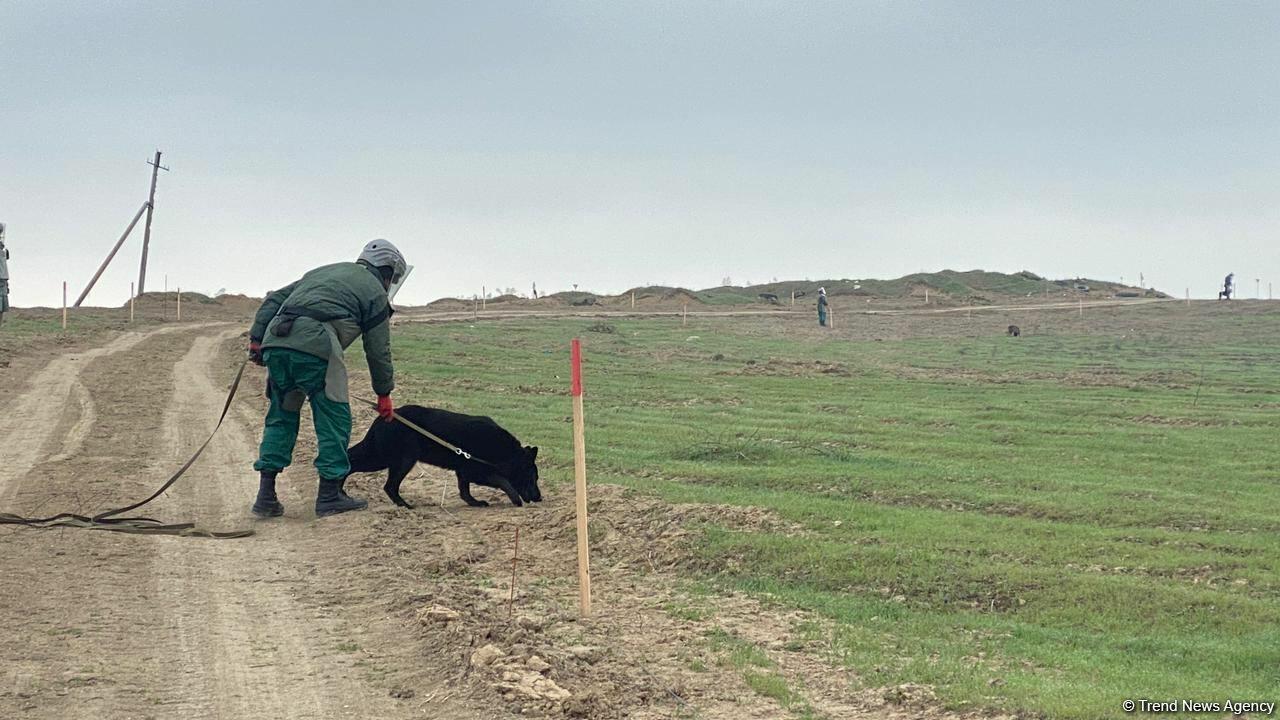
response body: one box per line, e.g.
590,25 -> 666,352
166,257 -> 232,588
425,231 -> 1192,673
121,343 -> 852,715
508,526 -> 520,618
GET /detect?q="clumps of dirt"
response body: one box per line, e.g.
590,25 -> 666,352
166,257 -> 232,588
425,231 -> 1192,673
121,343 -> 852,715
332,478 -> 873,719
585,322 -> 615,334
720,358 -> 854,378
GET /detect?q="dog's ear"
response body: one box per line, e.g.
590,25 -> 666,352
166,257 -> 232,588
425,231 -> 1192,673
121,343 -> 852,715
525,445 -> 539,462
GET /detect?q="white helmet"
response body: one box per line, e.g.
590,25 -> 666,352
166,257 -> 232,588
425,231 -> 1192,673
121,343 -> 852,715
358,239 -> 407,284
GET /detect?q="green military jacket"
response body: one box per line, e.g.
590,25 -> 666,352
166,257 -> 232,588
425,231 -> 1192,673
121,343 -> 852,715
250,262 -> 395,397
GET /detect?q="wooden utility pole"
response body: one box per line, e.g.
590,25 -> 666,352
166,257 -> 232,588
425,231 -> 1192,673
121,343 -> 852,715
136,151 -> 168,295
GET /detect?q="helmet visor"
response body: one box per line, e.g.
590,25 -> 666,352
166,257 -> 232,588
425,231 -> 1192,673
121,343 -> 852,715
387,265 -> 413,302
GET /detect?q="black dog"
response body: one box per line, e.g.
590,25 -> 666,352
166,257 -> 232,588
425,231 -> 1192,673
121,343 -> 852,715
346,405 -> 542,509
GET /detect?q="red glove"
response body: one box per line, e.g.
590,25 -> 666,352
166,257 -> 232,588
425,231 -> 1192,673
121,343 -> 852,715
377,394 -> 394,422
248,341 -> 265,366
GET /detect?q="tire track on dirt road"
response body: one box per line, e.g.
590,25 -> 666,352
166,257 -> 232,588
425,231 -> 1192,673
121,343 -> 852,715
141,327 -> 411,719
0,325 -> 195,506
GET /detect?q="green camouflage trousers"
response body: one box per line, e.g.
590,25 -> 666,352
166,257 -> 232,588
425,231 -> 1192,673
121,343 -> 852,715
253,348 -> 352,480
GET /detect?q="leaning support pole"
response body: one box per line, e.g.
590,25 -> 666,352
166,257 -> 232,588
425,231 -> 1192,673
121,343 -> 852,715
570,338 -> 592,617
75,201 -> 148,307
137,150 -> 165,295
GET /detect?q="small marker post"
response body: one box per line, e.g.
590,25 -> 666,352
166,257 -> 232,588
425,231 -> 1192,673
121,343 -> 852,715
570,339 -> 592,616
62,282 -> 68,330
177,287 -> 181,321
682,303 -> 687,327
1079,298 -> 1083,318
631,291 -> 635,309
482,286 -> 486,310
129,282 -> 135,322
508,527 -> 520,619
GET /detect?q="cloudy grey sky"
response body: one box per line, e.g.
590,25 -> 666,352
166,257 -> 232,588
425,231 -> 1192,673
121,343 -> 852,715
2,1 -> 1277,307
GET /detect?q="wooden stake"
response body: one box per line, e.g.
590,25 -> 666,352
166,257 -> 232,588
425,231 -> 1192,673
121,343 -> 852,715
1186,288 -> 1190,306
924,288 -> 929,304
790,291 -> 795,308
508,526 -> 520,619
682,303 -> 687,326
177,287 -> 181,321
473,297 -> 478,321
62,282 -> 67,330
482,286 -> 486,310
1078,298 -> 1083,318
829,305 -> 835,329
570,339 -> 592,617
129,282 -> 135,322
631,291 -> 635,309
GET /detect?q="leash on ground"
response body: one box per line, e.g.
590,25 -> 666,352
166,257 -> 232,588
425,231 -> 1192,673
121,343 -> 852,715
351,395 -> 500,469
0,359 -> 255,539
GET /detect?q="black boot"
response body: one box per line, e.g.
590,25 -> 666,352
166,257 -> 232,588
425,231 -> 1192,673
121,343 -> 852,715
315,477 -> 368,517
252,471 -> 285,518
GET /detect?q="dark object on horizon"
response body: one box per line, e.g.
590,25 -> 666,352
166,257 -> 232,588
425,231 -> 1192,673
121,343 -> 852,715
793,291 -> 807,299
346,405 -> 542,510
1219,273 -> 1234,300
571,296 -> 597,306
758,292 -> 780,304
1007,325 -> 1021,337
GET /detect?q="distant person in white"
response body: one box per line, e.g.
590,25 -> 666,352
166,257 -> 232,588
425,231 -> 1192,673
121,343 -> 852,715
0,223 -> 10,324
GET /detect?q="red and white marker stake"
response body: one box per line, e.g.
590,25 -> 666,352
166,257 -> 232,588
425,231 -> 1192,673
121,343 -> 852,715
571,338 -> 592,616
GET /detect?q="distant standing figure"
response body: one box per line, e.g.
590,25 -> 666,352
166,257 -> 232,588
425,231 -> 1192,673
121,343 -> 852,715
0,223 -> 9,325
817,287 -> 828,327
1219,273 -> 1234,300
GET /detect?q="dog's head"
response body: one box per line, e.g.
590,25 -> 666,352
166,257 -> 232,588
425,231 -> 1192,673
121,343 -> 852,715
506,445 -> 542,502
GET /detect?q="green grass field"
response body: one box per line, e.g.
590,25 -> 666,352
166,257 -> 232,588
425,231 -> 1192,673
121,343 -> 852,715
385,303 -> 1278,718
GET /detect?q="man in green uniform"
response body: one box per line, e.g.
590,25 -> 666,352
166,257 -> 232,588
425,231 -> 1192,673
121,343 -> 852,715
247,239 -> 407,518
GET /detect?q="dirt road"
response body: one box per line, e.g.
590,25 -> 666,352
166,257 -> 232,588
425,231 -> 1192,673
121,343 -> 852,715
0,325 -> 485,719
